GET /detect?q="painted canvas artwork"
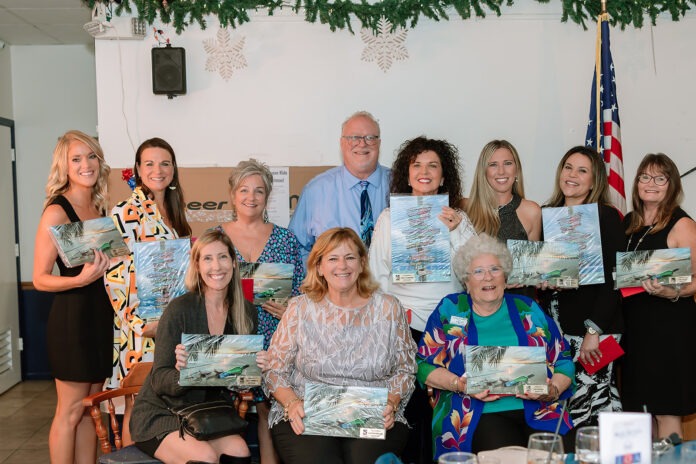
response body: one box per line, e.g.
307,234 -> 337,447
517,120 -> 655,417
390,194 -> 450,283
239,262 -> 294,305
542,203 -> 604,285
506,239 -> 580,288
465,345 -> 548,396
303,383 -> 388,440
178,334 -> 263,388
615,247 -> 692,289
49,216 -> 129,268
134,239 -> 191,321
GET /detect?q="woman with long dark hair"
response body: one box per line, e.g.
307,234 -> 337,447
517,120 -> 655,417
104,137 -> 192,442
541,146 -> 625,428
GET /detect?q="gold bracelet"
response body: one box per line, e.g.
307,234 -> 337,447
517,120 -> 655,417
387,399 -> 399,412
451,376 -> 459,393
283,397 -> 302,421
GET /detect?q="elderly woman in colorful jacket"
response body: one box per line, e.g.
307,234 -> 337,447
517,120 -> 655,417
417,234 -> 575,458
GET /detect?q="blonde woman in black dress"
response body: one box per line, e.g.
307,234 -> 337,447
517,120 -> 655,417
33,130 -> 113,464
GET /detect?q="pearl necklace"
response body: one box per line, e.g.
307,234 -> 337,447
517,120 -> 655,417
626,224 -> 655,252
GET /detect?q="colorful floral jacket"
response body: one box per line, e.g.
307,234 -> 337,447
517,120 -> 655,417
416,292 -> 575,458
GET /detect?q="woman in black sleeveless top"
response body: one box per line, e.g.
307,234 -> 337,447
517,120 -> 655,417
32,130 -> 112,464
621,153 -> 696,439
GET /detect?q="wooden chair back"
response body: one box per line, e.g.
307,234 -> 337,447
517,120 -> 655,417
83,362 -> 153,455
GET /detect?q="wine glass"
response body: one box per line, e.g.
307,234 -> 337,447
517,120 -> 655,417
575,425 -> 600,463
527,432 -> 564,464
438,451 -> 479,464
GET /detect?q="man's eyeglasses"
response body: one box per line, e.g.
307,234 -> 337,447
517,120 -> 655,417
637,173 -> 669,186
468,266 -> 504,280
342,135 -> 380,146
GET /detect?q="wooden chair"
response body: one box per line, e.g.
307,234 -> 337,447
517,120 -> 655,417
83,362 -> 160,463
82,361 -> 255,463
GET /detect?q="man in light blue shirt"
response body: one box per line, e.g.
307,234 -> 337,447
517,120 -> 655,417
289,111 -> 391,261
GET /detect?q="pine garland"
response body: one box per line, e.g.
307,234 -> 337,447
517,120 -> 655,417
84,0 -> 696,33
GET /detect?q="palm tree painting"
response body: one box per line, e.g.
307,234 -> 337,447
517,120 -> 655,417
50,217 -> 129,267
465,345 -> 547,395
506,240 -> 580,287
615,248 -> 692,288
179,334 -> 264,388
303,383 -> 388,439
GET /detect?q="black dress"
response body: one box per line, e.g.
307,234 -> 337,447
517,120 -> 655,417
621,208 -> 696,416
498,193 -> 537,300
45,195 -> 113,382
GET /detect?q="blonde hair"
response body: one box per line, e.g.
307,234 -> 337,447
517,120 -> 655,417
44,130 -> 110,212
228,159 -> 273,220
301,227 -> 379,301
185,228 -> 253,334
467,140 -> 525,236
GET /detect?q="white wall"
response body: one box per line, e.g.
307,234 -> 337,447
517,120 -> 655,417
14,3 -> 696,280
0,46 -> 12,118
94,5 -> 696,221
12,45 -> 97,280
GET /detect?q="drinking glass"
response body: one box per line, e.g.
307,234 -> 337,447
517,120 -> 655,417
575,425 -> 600,463
682,441 -> 696,459
438,451 -> 479,464
527,432 -> 565,464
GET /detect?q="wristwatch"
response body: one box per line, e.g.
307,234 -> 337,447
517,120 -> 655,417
584,319 -> 601,335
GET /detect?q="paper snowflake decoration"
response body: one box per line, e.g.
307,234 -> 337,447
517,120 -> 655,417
203,28 -> 247,81
360,18 -> 409,72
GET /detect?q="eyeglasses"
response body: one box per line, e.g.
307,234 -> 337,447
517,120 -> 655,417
637,173 -> 669,186
342,135 -> 380,146
468,266 -> 504,280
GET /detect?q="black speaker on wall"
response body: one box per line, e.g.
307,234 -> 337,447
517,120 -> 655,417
152,46 -> 186,97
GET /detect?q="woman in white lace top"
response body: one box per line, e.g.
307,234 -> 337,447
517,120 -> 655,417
263,227 -> 417,464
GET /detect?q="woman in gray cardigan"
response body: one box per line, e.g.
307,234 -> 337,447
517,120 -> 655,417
130,229 -> 258,464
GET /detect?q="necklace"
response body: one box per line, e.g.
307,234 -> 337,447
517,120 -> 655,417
626,224 -> 655,252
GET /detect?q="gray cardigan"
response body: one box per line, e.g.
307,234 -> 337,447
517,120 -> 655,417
130,292 -> 257,443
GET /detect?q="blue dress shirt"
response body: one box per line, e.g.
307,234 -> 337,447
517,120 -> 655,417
289,164 -> 391,262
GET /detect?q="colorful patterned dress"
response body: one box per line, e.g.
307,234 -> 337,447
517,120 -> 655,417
416,292 -> 575,458
103,187 -> 179,389
217,223 -> 305,402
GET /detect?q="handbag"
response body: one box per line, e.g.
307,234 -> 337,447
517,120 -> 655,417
169,400 -> 248,441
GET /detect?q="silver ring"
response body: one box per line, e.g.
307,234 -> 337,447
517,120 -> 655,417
289,418 -> 294,423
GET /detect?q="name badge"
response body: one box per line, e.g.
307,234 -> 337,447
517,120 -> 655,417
449,315 -> 468,328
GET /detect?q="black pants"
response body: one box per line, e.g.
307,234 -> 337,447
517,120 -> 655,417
271,420 -> 409,464
472,410 -> 575,454
402,328 -> 434,464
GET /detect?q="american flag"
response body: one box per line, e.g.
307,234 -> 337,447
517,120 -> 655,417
585,14 -> 626,215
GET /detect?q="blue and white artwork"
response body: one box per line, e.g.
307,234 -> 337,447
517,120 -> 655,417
542,203 -> 604,285
134,239 -> 191,321
303,383 -> 388,440
390,194 -> 450,283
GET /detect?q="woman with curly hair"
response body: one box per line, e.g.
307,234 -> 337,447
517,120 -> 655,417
33,130 -> 113,464
368,136 -> 476,463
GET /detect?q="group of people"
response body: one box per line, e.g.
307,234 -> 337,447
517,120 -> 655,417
33,110 -> 696,464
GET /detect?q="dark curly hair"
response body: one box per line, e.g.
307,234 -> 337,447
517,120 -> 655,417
390,136 -> 463,207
